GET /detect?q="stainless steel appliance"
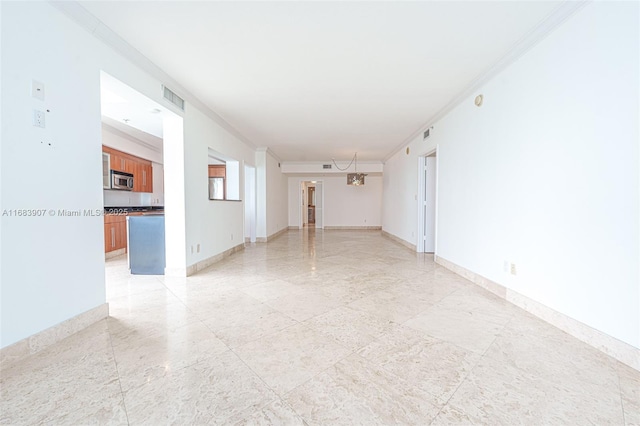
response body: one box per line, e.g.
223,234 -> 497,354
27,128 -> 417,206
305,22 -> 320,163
111,170 -> 134,191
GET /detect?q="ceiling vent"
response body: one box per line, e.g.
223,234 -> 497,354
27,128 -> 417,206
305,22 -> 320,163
423,128 -> 431,140
162,85 -> 185,111
323,164 -> 332,169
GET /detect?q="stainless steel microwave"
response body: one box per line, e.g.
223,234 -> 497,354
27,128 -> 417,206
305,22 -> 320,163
111,170 -> 134,191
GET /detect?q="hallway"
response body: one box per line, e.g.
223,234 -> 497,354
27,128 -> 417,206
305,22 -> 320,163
1,230 -> 637,424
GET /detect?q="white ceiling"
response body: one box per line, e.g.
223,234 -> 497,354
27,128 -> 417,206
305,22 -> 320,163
100,71 -> 165,145
82,1 -> 563,161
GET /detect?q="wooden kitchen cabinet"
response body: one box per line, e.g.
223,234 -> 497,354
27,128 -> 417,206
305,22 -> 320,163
103,146 -> 153,193
104,215 -> 127,253
108,151 -> 130,174
137,162 -> 153,193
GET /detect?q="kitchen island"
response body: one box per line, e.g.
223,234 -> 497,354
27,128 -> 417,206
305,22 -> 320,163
127,214 -> 165,275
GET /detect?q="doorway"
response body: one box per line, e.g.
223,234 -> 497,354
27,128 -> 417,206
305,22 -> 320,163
417,149 -> 438,253
300,180 -> 324,229
100,71 -> 184,277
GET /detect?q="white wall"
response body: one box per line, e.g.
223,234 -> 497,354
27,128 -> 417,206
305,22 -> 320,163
151,162 -> 164,206
0,2 -> 258,347
182,105 -> 255,269
244,165 -> 256,242
101,123 -> 163,164
258,151 -> 288,237
288,175 -> 383,228
1,2 -> 108,347
382,2 -> 639,348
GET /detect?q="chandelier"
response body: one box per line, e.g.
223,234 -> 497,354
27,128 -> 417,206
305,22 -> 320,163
332,153 -> 367,186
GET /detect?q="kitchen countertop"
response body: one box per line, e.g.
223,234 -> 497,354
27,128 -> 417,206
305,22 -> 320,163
104,206 -> 164,214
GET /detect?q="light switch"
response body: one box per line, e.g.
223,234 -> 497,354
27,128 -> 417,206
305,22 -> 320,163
31,80 -> 45,100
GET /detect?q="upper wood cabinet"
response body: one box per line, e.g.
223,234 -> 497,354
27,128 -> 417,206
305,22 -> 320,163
208,165 -> 226,178
103,146 -> 153,193
141,163 -> 153,193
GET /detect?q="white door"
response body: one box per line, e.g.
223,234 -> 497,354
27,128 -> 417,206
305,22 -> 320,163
315,182 -> 323,229
424,156 -> 437,252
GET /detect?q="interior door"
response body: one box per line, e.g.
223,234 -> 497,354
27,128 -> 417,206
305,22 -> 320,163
424,156 -> 437,252
315,182 -> 323,229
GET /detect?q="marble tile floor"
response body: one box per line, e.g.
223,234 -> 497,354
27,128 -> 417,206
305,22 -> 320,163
1,230 -> 638,425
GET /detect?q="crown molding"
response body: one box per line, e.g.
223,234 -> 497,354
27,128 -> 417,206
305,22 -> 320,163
382,0 -> 590,162
101,121 -> 162,155
49,1 -> 257,151
256,146 -> 282,163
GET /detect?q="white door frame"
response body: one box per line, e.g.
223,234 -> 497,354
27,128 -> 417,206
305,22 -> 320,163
416,146 -> 439,253
298,179 -> 324,229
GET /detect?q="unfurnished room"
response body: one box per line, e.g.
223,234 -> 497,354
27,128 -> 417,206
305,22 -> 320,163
0,1 -> 638,425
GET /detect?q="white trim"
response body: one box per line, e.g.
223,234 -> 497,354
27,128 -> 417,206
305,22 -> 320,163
298,179 -> 324,230
101,122 -> 162,154
324,226 -> 381,230
382,230 -> 417,252
50,1 -> 257,151
256,146 -> 282,163
382,1 -> 590,162
416,146 -> 439,254
435,255 -> 640,372
416,156 -> 426,253
183,243 -> 245,276
0,303 -> 109,369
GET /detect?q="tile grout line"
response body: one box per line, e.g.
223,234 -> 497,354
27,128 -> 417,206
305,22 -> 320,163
106,322 -> 131,426
616,367 -> 627,425
427,314 -> 515,425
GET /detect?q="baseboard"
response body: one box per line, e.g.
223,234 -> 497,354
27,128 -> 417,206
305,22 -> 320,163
105,248 -> 125,260
324,226 -> 382,230
0,303 -> 109,370
381,230 -> 417,252
182,243 -> 246,276
256,227 -> 289,243
435,255 -> 640,372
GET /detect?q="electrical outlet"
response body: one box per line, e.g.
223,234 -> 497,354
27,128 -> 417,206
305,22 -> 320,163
510,263 -> 517,275
197,243 -> 200,253
33,109 -> 45,128
231,233 -> 233,240
190,245 -> 193,254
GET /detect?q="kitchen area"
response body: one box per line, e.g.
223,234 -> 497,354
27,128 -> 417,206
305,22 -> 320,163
102,136 -> 165,274
101,72 -> 167,275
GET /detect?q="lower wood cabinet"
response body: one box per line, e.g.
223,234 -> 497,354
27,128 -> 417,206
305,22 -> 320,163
104,215 -> 127,253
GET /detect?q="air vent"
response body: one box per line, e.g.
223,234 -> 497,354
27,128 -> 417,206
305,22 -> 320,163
423,128 -> 430,140
162,85 -> 185,111
323,164 -> 332,169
